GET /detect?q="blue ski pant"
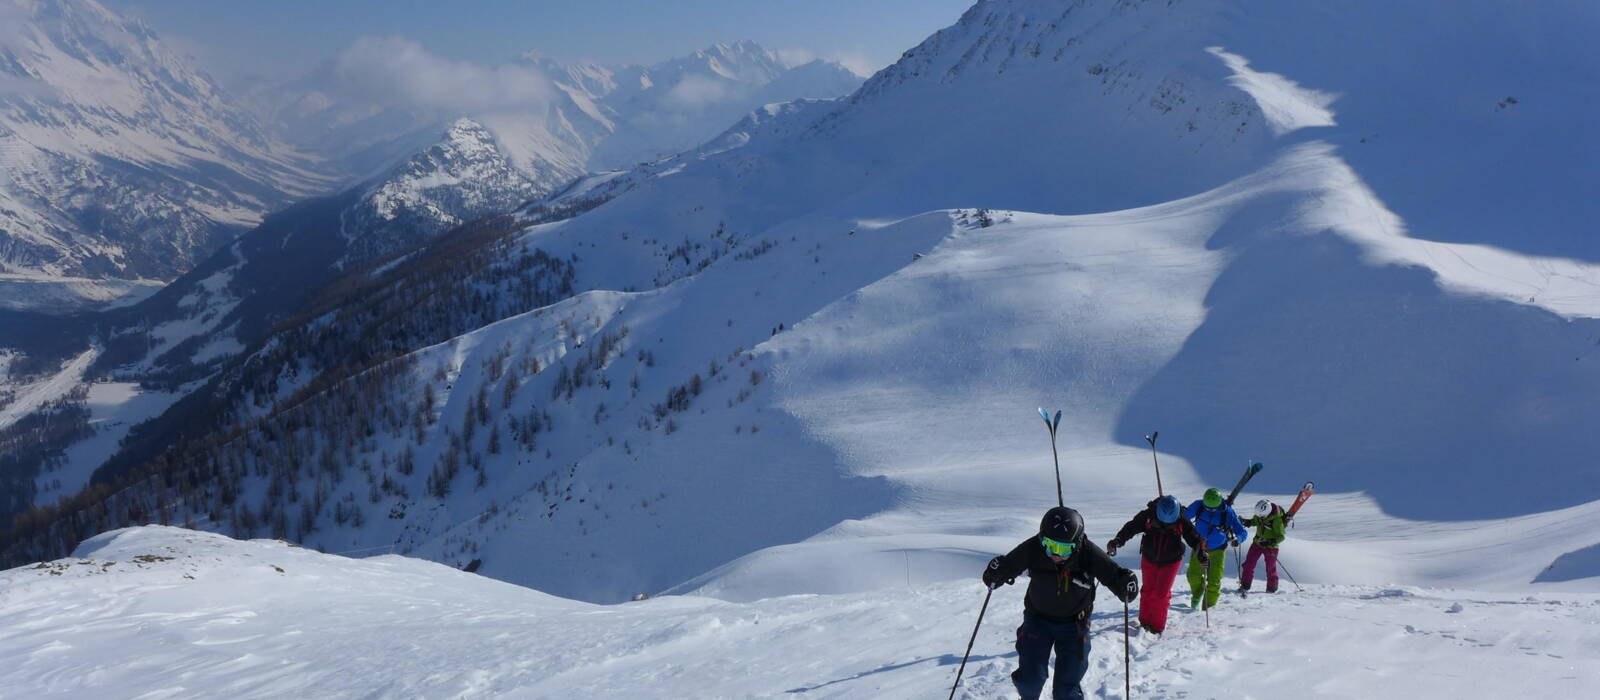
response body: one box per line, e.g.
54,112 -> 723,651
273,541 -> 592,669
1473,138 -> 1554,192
1011,613 -> 1091,700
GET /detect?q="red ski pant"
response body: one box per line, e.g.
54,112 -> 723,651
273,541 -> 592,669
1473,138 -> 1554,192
1240,542 -> 1279,590
1138,558 -> 1182,633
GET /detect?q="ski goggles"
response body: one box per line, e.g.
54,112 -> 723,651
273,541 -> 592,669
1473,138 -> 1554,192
1040,536 -> 1076,557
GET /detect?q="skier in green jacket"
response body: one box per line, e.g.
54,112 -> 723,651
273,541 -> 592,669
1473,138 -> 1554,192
1184,487 -> 1247,610
1239,499 -> 1293,593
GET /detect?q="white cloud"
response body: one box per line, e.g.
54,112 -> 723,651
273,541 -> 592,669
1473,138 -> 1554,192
663,74 -> 732,109
772,48 -> 816,69
329,36 -> 554,114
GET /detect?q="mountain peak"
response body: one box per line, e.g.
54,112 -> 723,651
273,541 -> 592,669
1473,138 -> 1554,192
703,39 -> 768,57
443,117 -> 493,143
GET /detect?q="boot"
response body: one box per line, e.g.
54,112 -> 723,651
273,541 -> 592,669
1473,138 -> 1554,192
1266,583 -> 1279,593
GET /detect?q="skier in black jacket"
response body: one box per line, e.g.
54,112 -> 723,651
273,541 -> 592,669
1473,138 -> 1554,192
982,506 -> 1138,700
1106,495 -> 1205,635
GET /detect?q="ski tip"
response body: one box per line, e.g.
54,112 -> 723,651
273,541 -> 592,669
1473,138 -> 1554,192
1251,462 -> 1264,471
1052,410 -> 1062,430
1144,431 -> 1158,445
1038,407 -> 1050,422
1303,481 -> 1315,491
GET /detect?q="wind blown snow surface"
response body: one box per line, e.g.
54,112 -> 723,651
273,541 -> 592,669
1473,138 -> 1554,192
0,527 -> 1593,699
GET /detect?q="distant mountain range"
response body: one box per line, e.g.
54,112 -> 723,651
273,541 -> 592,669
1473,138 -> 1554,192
260,39 -> 862,184
0,0 -> 862,312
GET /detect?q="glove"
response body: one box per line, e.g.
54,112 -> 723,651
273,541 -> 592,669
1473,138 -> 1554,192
1105,539 -> 1120,557
1117,576 -> 1139,603
982,556 -> 1007,589
1197,549 -> 1210,567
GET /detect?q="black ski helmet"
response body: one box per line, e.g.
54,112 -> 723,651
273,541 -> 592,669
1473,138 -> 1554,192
1039,506 -> 1085,544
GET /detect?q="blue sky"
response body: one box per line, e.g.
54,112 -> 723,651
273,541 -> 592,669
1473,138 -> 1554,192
104,0 -> 975,86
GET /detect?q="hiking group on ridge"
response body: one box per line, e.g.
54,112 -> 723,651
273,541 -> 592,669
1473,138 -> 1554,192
969,475 -> 1310,700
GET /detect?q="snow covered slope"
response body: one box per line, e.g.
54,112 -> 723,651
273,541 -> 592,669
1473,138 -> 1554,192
413,0 -> 1600,599
8,0 -> 1600,614
0,526 -> 1593,699
0,0 -> 333,312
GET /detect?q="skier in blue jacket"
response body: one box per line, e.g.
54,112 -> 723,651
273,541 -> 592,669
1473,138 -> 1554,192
1183,488 -> 1247,610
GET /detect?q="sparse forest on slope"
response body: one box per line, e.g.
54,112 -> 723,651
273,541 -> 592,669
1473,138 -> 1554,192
1,208 -> 581,563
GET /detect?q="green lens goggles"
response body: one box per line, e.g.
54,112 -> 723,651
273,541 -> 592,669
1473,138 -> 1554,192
1041,535 -> 1076,557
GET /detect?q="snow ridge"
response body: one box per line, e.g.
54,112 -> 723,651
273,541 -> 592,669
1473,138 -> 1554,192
0,525 -> 1593,698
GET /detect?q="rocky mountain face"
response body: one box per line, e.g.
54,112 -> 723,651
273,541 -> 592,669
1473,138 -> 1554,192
72,116 -> 560,382
0,0 -> 332,311
342,119 -> 550,264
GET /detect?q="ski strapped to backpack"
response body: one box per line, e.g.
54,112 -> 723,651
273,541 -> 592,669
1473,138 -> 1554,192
1144,431 -> 1163,497
1286,481 -> 1315,524
1225,461 -> 1264,506
1038,408 -> 1064,507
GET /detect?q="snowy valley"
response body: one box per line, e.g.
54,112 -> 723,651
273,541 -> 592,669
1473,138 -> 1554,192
0,0 -> 337,311
0,0 -> 1598,697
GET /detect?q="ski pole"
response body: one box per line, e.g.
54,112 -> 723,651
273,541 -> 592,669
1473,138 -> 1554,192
1143,431 -> 1162,497
1123,580 -> 1134,699
1038,408 -> 1063,507
949,586 -> 994,700
1279,559 -> 1304,593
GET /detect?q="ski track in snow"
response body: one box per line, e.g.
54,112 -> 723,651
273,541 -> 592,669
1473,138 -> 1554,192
0,527 -> 1593,699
